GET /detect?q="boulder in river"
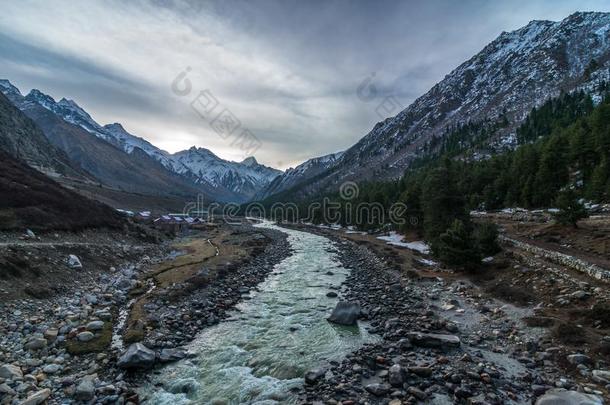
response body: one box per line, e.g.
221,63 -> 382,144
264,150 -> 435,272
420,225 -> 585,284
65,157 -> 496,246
158,348 -> 187,363
327,301 -> 360,326
304,368 -> 325,385
117,343 -> 156,369
535,388 -> 603,405
167,378 -> 200,394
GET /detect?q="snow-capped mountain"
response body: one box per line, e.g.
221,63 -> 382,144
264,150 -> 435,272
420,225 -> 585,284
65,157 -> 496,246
171,147 -> 281,200
23,90 -> 110,140
0,79 -> 23,105
0,80 -> 281,202
102,123 -> 177,169
265,11 -> 610,200
257,151 -> 343,200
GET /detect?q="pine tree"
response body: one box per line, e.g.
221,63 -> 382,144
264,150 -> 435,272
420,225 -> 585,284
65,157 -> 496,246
552,188 -> 588,228
435,219 -> 481,269
475,221 -> 501,256
397,183 -> 423,233
421,159 -> 468,243
591,103 -> 610,160
534,134 -> 569,207
588,158 -> 609,202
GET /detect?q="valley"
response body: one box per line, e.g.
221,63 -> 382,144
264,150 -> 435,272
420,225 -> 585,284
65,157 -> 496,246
2,214 -> 609,404
1,6 -> 610,405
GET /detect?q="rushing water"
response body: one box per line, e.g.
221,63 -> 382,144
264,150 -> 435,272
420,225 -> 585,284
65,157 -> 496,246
143,221 -> 377,404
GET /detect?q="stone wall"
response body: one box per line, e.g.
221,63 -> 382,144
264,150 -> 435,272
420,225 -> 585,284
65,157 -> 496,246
500,236 -> 610,283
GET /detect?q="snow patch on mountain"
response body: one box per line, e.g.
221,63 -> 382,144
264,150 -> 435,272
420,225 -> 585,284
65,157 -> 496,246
257,151 -> 343,199
171,147 -> 281,196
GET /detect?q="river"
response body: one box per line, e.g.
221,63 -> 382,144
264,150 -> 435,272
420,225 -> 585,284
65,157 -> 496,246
142,221 -> 377,404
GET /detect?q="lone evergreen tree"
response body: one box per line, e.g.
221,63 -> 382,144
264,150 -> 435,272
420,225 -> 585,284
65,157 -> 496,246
435,219 -> 481,269
552,188 -> 588,228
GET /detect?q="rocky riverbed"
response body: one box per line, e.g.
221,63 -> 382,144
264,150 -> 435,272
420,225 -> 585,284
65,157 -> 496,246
1,221 -> 609,405
0,223 -> 289,405
296,227 -> 609,404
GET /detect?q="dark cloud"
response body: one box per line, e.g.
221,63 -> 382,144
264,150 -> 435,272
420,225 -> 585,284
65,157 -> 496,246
1,0 -> 608,168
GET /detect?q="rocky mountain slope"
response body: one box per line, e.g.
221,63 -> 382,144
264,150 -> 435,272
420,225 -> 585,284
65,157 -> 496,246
13,96 -> 219,199
263,12 -> 610,200
0,90 -> 88,181
0,80 -> 281,202
257,151 -> 343,200
0,146 -> 123,231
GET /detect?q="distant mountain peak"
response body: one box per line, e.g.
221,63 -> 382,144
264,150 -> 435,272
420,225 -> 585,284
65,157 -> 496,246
0,79 -> 21,96
0,79 -> 281,202
25,89 -> 57,110
241,156 -> 258,167
104,122 -> 125,131
57,97 -> 91,118
184,146 -> 220,158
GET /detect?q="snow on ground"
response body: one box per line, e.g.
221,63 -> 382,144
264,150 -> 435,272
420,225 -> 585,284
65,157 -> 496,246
376,232 -> 431,254
404,241 -> 431,254
418,258 -> 438,266
345,230 -> 367,235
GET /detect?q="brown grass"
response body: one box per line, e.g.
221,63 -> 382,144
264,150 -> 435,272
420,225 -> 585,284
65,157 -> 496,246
66,322 -> 112,354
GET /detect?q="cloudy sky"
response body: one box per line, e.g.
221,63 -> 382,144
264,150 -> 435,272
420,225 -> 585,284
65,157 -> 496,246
1,0 -> 608,169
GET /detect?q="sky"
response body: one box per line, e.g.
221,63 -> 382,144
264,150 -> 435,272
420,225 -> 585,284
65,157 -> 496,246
1,0 -> 609,169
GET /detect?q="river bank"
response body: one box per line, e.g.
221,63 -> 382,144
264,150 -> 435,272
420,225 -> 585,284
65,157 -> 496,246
0,222 -> 289,405
2,220 -> 609,404
139,222 -> 377,404
292,224 -> 609,404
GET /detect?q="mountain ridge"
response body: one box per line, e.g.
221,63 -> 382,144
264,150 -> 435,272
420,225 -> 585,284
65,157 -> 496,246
0,80 -> 281,202
260,11 -> 610,201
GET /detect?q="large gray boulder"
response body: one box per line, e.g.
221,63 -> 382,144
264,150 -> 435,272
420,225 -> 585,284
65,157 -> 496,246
388,364 -> 403,387
0,364 -> 22,380
407,332 -> 461,349
535,389 -> 603,405
327,301 -> 360,326
24,337 -> 46,351
117,343 -> 156,369
365,383 -> 391,396
74,377 -> 95,401
158,348 -> 187,363
19,389 -> 51,405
